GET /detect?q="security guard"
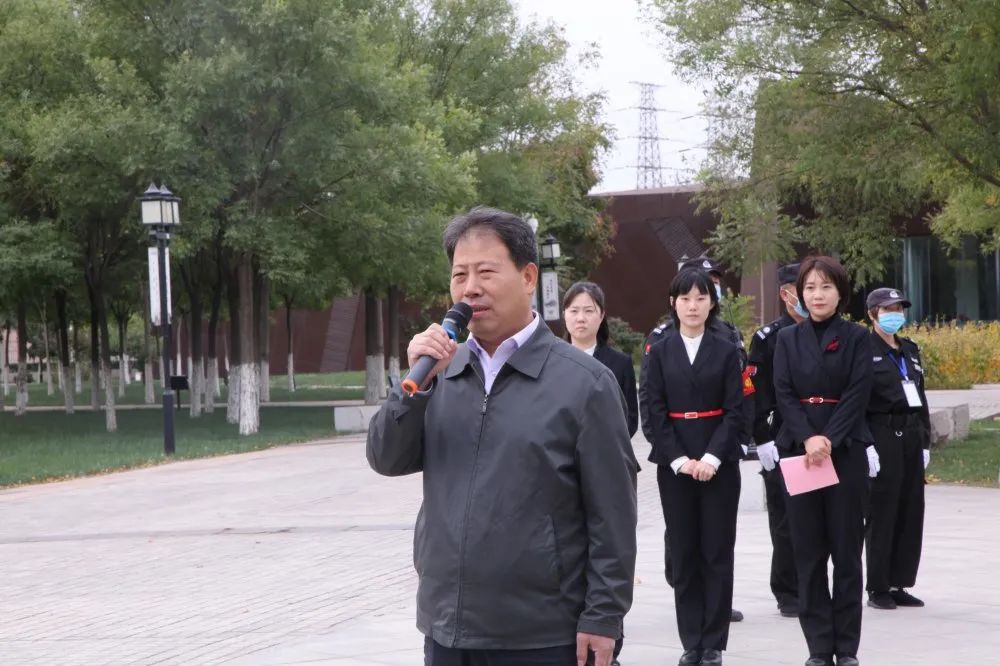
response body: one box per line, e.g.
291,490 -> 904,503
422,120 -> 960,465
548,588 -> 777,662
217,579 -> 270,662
864,287 -> 930,611
638,255 -> 747,623
746,263 -> 805,618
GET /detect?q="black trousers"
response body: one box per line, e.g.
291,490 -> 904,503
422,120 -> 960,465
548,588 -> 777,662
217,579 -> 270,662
865,418 -> 926,593
657,463 -> 740,651
424,638 -> 579,665
782,443 -> 867,659
763,468 -> 798,608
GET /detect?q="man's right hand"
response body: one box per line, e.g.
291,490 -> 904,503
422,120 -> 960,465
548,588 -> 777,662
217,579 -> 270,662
406,323 -> 459,390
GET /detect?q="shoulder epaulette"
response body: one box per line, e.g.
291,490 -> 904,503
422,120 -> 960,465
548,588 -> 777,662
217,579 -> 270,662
754,319 -> 783,341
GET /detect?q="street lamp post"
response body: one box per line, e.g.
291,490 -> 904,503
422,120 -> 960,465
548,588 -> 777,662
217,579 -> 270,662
538,234 -> 562,322
139,183 -> 181,456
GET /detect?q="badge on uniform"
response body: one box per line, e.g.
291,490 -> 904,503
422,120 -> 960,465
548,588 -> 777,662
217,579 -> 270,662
742,366 -> 756,396
901,380 -> 922,408
873,356 -> 883,362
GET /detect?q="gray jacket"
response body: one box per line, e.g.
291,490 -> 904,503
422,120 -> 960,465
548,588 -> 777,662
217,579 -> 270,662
367,322 -> 638,650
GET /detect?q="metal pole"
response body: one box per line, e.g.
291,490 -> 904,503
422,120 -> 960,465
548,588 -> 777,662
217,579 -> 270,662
536,243 -> 544,317
157,229 -> 175,455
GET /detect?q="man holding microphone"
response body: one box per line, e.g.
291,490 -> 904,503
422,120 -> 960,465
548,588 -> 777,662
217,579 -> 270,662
367,207 -> 639,666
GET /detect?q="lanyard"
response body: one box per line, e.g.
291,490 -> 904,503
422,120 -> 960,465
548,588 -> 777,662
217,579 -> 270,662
887,351 -> 909,381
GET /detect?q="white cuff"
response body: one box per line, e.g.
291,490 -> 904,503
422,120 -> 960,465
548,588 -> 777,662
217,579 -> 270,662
670,456 -> 691,475
701,453 -> 721,470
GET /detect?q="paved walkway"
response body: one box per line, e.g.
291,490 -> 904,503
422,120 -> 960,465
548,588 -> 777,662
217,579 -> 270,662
1,435 -> 999,665
927,387 -> 1000,420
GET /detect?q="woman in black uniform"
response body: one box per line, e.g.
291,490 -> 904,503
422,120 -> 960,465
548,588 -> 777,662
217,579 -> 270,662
863,287 -> 930,611
563,281 -> 639,438
645,268 -> 744,666
563,280 -> 638,666
772,257 -> 876,666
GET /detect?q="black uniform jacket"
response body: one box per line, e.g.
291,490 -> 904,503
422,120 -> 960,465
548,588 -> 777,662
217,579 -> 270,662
639,317 -> 746,442
867,333 -> 932,443
644,330 -> 744,466
594,343 -> 639,438
773,315 -> 874,452
747,314 -> 796,444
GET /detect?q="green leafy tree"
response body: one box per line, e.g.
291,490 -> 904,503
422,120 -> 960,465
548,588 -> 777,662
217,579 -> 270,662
645,0 -> 1000,282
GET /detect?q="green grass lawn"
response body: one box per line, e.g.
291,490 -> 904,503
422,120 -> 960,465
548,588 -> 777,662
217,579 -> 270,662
0,406 -> 338,488
926,420 -> 1000,488
3,371 -> 366,407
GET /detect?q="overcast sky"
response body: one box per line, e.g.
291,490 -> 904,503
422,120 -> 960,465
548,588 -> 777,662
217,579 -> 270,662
514,1 -> 709,194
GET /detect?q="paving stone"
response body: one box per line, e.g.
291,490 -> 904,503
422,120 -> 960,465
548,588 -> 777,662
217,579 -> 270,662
1,433 -> 998,665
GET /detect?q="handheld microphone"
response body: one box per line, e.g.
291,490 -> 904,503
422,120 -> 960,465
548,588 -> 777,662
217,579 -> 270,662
401,302 -> 473,396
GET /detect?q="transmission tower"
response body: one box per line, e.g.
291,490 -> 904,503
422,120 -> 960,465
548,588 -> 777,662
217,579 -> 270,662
633,82 -> 665,189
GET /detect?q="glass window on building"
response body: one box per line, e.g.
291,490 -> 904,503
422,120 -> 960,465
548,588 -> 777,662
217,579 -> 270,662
895,235 -> 1000,322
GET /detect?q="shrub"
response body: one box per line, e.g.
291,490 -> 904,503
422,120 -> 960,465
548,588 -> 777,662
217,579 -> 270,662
907,322 -> 1000,389
607,316 -> 645,367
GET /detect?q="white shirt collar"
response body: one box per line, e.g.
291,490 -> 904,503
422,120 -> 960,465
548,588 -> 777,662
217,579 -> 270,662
467,312 -> 539,360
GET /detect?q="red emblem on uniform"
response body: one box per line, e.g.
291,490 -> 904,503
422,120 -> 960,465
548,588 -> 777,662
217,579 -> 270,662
645,344 -> 651,354
742,366 -> 756,396
825,338 -> 840,352
746,364 -> 757,377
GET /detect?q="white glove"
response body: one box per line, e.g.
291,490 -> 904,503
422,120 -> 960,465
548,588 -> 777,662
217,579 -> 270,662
757,441 -> 780,472
923,449 -> 930,469
866,445 -> 880,478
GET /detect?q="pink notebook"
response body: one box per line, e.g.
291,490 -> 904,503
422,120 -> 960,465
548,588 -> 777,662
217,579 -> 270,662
780,455 -> 840,496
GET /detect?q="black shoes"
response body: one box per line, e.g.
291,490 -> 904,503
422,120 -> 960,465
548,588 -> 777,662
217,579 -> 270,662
730,608 -> 744,622
701,649 -> 723,664
890,588 -> 925,607
836,656 -> 860,666
678,649 -> 702,665
805,657 -> 833,666
779,603 -> 799,618
866,591 -> 897,609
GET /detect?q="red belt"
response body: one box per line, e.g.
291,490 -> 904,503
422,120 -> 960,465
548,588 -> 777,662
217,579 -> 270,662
669,409 -> 724,420
800,396 -> 840,404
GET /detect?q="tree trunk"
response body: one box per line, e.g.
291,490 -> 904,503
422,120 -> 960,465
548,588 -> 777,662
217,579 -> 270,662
72,323 -> 82,394
174,313 -> 183,380
226,266 -> 241,424
237,256 -> 259,434
364,289 -> 384,405
256,272 -> 271,403
387,286 -> 401,389
88,289 -> 100,411
284,295 -> 296,392
188,289 -> 204,418
141,279 -> 155,405
15,301 -> 29,415
41,303 -> 54,396
2,323 -> 10,398
56,291 -> 74,414
117,315 -> 128,398
3,323 -> 11,397
97,291 -> 117,432
206,269 -> 223,411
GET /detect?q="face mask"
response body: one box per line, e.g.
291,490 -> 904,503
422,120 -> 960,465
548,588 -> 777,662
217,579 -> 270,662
878,312 -> 906,335
715,283 -> 723,301
784,290 -> 808,318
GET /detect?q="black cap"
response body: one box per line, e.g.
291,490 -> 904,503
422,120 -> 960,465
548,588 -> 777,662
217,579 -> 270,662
680,256 -> 722,275
866,287 -> 911,310
777,263 -> 800,286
